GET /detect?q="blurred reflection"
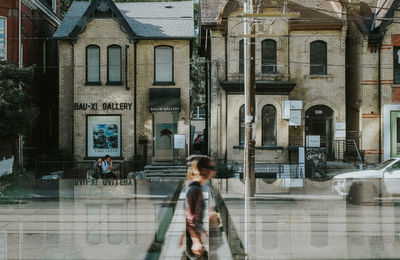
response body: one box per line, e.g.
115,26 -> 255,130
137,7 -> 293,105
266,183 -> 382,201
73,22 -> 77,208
0,179 -> 182,260
211,178 -> 400,259
87,204 -> 101,245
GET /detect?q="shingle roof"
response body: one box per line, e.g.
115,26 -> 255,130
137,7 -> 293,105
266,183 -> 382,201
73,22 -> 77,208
200,0 -> 343,30
53,1 -> 194,39
200,0 -> 225,25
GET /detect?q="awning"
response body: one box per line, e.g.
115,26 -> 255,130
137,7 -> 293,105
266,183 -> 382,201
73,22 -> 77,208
149,88 -> 181,112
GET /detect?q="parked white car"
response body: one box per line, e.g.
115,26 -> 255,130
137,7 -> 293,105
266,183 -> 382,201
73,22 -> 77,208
332,158 -> 400,200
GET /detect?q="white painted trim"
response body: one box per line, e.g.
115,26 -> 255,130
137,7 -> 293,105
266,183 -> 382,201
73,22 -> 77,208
383,104 -> 400,160
30,0 -> 61,26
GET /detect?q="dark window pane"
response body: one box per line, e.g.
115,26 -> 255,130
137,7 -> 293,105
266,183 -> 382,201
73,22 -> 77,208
262,105 -> 277,146
239,105 -> 245,145
394,47 -> 400,84
262,40 -> 277,73
310,41 -> 327,75
239,40 -> 244,74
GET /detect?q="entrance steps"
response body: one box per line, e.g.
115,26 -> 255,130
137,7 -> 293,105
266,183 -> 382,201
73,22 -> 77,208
144,165 -> 187,178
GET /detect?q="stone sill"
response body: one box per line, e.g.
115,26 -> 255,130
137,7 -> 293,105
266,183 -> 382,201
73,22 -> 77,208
391,84 -> 400,88
304,74 -> 334,79
233,146 -> 284,150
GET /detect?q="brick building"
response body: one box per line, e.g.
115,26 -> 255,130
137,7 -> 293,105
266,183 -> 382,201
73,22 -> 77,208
53,0 -> 194,164
0,0 -> 60,158
199,0 -> 346,169
345,0 -> 400,163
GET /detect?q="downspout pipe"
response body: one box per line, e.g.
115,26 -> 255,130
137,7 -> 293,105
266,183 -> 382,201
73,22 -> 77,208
134,41 -> 138,157
378,44 -> 382,162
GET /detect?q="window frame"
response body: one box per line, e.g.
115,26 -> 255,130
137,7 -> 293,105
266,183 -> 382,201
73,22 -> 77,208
394,46 -> 400,84
239,105 -> 245,145
107,44 -> 122,85
262,104 -> 277,147
239,40 -> 244,74
261,39 -> 277,74
85,45 -> 101,85
153,45 -> 174,85
0,17 -> 7,61
310,40 -> 327,75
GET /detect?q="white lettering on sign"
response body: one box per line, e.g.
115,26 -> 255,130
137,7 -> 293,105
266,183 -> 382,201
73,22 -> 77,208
315,110 -> 323,115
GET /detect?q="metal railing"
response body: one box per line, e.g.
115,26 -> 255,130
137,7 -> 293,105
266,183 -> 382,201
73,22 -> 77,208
34,161 -> 130,179
232,163 -> 304,179
334,139 -> 363,163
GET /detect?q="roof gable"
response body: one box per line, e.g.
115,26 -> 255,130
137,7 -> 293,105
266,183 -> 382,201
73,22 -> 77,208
53,1 -> 194,41
68,0 -> 135,43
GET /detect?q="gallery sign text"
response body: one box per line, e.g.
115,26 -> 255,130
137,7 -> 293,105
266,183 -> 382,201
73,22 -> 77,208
74,103 -> 133,111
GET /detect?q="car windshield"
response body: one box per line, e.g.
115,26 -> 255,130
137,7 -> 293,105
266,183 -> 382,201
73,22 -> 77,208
374,159 -> 395,170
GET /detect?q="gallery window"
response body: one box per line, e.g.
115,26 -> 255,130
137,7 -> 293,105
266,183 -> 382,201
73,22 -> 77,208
0,17 -> 6,60
107,45 -> 121,84
262,40 -> 277,74
86,115 -> 122,158
262,105 -> 277,146
239,105 -> 245,145
86,45 -> 100,84
310,40 -> 327,75
394,47 -> 400,84
154,45 -> 173,83
239,40 -> 244,74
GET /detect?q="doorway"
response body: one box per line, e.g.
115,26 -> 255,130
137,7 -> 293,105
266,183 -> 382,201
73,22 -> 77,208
305,105 -> 334,159
390,111 -> 400,157
153,112 -> 178,162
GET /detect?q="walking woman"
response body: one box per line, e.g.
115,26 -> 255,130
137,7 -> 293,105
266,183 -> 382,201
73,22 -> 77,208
185,155 -> 216,259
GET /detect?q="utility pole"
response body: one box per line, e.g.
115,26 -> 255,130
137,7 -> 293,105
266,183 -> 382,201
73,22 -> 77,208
243,0 -> 256,197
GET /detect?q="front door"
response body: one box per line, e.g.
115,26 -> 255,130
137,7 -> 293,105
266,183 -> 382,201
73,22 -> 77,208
153,112 -> 177,162
305,105 -> 334,159
390,111 -> 400,158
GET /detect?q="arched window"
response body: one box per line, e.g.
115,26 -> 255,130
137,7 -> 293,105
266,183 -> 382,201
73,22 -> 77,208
107,45 -> 121,83
155,45 -> 173,83
310,40 -> 327,75
239,105 -> 245,145
262,40 -> 277,74
262,105 -> 277,146
239,40 -> 244,74
86,45 -> 100,83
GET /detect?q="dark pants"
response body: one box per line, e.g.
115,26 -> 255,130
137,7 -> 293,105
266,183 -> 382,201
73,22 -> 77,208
102,171 -> 117,179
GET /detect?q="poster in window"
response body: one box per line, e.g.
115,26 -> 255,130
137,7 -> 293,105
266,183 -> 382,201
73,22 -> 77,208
87,115 -> 121,158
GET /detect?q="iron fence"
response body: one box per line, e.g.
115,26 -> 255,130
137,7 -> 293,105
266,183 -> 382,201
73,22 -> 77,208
34,161 -> 129,179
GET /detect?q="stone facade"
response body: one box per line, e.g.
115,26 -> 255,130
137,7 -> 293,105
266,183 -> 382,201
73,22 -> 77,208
57,2 -> 192,163
201,2 -> 346,165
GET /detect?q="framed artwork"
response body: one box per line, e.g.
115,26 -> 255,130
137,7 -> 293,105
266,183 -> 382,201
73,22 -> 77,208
86,115 -> 122,158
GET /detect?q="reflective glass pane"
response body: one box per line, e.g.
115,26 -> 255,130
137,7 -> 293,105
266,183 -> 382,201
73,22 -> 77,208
87,46 -> 100,82
155,46 -> 173,82
108,46 -> 121,82
262,105 -> 277,146
262,40 -> 277,73
0,18 -> 5,60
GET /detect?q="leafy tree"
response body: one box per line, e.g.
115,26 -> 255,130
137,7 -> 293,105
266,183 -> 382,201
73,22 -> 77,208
0,62 -> 37,147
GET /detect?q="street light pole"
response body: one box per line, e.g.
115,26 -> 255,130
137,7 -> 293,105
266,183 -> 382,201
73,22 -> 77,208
243,0 -> 256,197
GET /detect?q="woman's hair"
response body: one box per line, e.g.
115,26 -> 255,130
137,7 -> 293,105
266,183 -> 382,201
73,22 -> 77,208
186,155 -> 214,181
